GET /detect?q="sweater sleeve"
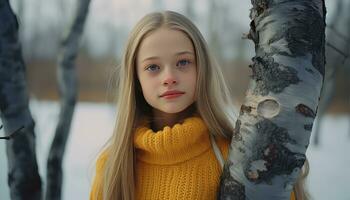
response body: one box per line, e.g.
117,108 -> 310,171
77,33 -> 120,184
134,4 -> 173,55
90,150 -> 108,200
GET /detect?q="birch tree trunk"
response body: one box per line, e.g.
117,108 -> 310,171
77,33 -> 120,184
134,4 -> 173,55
0,0 -> 42,199
218,0 -> 326,199
45,0 -> 91,199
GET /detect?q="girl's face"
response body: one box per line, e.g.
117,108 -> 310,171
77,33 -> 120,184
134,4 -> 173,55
136,27 -> 197,114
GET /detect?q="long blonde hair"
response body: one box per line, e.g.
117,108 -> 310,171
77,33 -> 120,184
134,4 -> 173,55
99,10 -> 309,200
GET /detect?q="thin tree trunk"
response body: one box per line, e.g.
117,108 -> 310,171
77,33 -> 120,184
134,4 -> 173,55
218,0 -> 325,199
0,0 -> 42,199
45,0 -> 91,199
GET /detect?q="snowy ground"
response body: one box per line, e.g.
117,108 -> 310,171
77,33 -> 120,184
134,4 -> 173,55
1,101 -> 350,200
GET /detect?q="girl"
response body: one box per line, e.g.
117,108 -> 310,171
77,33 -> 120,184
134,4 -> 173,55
90,10 -> 308,200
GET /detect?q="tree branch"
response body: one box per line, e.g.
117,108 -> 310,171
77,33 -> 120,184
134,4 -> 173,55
0,125 -> 24,140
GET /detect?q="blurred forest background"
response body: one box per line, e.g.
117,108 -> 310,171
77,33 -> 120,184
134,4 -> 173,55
6,0 -> 350,111
1,0 -> 350,199
10,0 -> 252,104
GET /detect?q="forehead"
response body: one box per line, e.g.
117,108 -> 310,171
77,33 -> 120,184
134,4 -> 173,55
137,27 -> 195,61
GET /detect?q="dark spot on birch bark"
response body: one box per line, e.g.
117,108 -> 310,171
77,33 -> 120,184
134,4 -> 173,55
238,147 -> 245,154
234,120 -> 242,141
252,0 -> 270,15
304,123 -> 313,131
240,105 -> 252,115
305,68 -> 314,75
250,55 -> 300,96
256,120 -> 297,144
256,1 -> 325,75
248,21 -> 259,43
296,104 -> 316,118
250,20 -> 256,33
244,119 -> 304,184
218,162 -> 245,200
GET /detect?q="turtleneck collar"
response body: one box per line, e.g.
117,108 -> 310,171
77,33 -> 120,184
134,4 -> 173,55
133,116 -> 211,165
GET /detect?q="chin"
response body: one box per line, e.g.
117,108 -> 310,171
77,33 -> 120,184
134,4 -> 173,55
160,108 -> 186,114
159,104 -> 193,114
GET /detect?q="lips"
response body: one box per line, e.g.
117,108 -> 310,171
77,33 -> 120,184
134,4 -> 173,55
160,90 -> 185,98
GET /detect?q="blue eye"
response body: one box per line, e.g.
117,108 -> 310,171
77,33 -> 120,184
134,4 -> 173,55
146,64 -> 160,72
176,59 -> 191,67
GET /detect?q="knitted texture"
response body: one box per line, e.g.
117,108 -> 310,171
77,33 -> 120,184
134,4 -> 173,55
133,116 -> 229,199
90,116 -> 296,200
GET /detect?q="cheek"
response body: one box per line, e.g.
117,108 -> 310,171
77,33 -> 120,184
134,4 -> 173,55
139,76 -> 156,99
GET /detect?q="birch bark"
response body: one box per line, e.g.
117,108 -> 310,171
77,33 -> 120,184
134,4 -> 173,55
45,0 -> 91,199
0,0 -> 42,199
218,0 -> 326,199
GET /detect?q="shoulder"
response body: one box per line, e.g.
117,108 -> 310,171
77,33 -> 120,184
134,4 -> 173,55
96,149 -> 109,172
90,149 -> 109,200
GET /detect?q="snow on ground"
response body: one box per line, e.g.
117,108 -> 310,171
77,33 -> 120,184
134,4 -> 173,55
306,115 -> 350,200
0,101 -> 115,200
1,101 -> 350,200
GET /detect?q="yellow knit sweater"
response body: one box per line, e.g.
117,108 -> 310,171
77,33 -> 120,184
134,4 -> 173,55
90,116 -> 296,200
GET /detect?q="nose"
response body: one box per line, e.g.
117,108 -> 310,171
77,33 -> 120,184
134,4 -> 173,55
163,69 -> 178,86
163,77 -> 177,85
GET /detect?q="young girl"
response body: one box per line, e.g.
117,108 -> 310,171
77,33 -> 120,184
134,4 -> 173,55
90,10 -> 308,200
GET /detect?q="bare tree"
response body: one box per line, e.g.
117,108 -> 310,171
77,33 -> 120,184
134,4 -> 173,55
45,0 -> 91,199
0,0 -> 42,199
218,0 -> 325,199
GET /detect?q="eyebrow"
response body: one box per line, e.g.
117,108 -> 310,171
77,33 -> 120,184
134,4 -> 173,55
141,51 -> 194,63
